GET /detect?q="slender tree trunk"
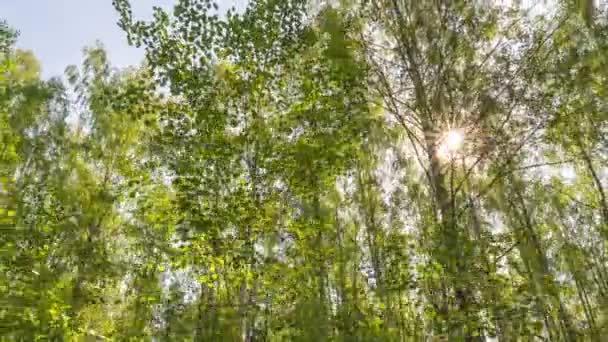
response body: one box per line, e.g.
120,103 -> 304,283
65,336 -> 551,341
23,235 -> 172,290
578,138 -> 608,228
512,184 -> 576,340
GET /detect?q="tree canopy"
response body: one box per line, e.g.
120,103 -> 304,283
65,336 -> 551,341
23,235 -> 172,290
1,0 -> 607,340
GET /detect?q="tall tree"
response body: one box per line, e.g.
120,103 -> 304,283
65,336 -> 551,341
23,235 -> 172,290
2,0 -> 607,340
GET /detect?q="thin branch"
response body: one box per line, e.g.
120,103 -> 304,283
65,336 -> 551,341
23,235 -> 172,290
513,159 -> 575,172
494,242 -> 518,265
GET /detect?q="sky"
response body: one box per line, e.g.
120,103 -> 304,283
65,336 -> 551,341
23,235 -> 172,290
1,0 -> 245,79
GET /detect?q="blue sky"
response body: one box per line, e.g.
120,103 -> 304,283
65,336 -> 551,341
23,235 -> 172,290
1,0 -> 245,79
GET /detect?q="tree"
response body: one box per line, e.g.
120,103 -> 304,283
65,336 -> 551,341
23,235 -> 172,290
2,0 -> 608,340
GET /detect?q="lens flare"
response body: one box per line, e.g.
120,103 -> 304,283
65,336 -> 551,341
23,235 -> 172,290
444,130 -> 463,151
438,129 -> 464,159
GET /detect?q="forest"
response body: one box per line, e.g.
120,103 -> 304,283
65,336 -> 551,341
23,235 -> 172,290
1,0 -> 607,340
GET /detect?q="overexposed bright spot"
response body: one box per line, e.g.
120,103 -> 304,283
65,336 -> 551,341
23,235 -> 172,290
438,129 -> 464,159
560,165 -> 576,183
445,130 -> 464,151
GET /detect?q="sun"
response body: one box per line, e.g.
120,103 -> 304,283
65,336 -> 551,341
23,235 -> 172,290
444,130 -> 464,151
438,129 -> 464,159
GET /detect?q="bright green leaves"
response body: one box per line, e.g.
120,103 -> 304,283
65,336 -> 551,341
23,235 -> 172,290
111,0 -> 377,339
2,0 -> 607,340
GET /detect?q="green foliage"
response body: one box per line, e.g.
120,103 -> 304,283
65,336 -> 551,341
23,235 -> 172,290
2,1 -> 608,340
